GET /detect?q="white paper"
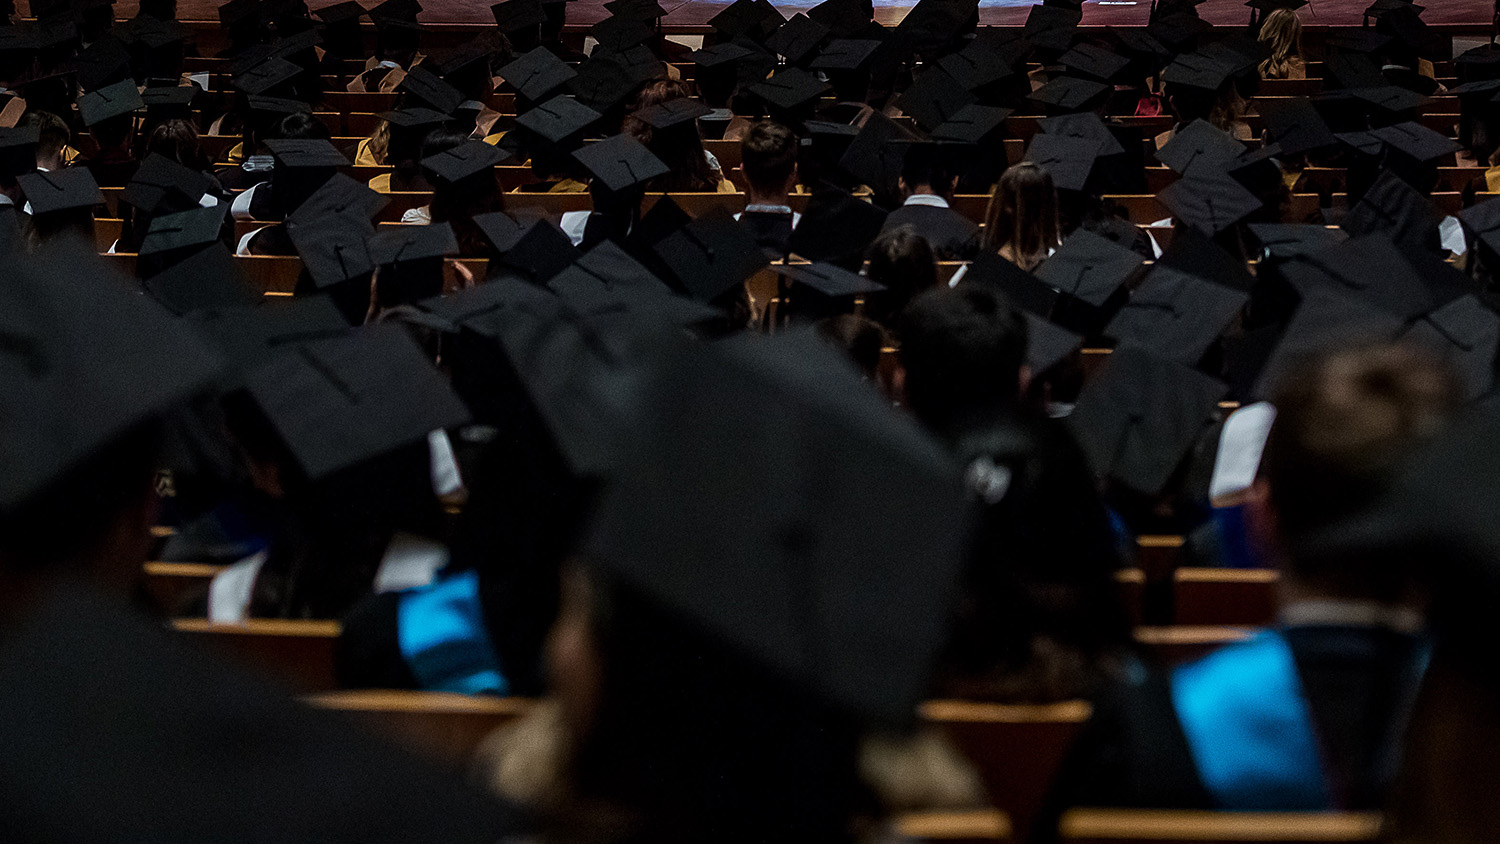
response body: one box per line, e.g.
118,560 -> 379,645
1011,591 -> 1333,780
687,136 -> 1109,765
208,550 -> 268,623
428,429 -> 464,496
1209,401 -> 1278,502
374,533 -> 449,593
947,263 -> 968,288
199,192 -> 219,209
1440,215 -> 1468,256
188,72 -> 210,91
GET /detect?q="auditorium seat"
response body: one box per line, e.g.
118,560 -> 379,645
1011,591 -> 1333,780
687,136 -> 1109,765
303,690 -> 532,771
172,618 -> 341,692
897,809 -> 1013,843
1057,808 -> 1382,844
1133,626 -> 1256,666
142,561 -> 224,616
1173,568 -> 1280,627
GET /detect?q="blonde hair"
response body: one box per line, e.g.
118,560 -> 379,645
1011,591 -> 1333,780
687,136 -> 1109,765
981,162 -> 1060,272
1257,9 -> 1303,79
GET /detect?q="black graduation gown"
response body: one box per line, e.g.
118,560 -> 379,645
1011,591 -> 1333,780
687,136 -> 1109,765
739,209 -> 795,258
881,202 -> 981,261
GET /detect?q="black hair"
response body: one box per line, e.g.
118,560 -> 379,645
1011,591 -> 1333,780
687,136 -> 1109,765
897,286 -> 1029,442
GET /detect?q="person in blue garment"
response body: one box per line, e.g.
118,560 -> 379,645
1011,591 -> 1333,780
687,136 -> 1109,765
1043,342 -> 1462,820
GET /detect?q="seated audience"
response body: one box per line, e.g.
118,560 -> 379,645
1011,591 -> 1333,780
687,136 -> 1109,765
1257,9 -> 1306,80
736,120 -> 800,255
626,79 -> 735,193
982,162 -> 1061,273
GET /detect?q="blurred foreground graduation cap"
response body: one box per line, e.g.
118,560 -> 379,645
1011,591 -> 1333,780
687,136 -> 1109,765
1105,264 -> 1250,365
1402,295 -> 1500,401
499,46 -> 578,103
243,325 -> 470,480
1341,169 -> 1440,255
0,126 -> 37,181
1253,285 -> 1404,398
959,251 -> 1059,318
142,243 -> 261,315
572,133 -> 668,192
1036,228 -> 1143,307
584,329 -> 973,725
1067,346 -> 1228,496
1024,312 -> 1084,374
0,245 -> 223,509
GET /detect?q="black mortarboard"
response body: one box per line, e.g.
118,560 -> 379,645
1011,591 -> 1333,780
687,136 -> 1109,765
219,0 -> 264,29
1157,172 -> 1263,235
632,98 -> 713,130
1368,121 -> 1463,163
1161,51 -> 1233,92
266,137 -> 348,169
141,85 -> 198,118
1058,42 -> 1131,83
138,203 -> 227,258
1460,196 -> 1500,256
957,252 -> 1058,318
693,41 -> 757,69
1248,223 -> 1350,260
896,67 -> 975,132
497,219 -> 580,281
931,104 -> 1012,145
1023,133 -> 1099,193
288,173 -> 389,224
709,0 -> 783,40
1036,228 -> 1143,307
1105,264 -> 1249,366
516,95 -> 601,145
123,154 -> 213,215
936,37 -> 1016,90
369,0 -> 422,22
749,67 -> 830,112
836,111 -> 920,197
315,0 -> 365,24
807,0 -> 871,36
1155,119 -> 1244,177
78,78 -> 144,127
142,244 -> 261,315
244,325 -> 469,480
568,57 -> 643,112
1027,76 -> 1110,113
430,33 -> 506,79
380,105 -> 449,129
1040,112 -> 1126,157
1283,233 -> 1441,321
1147,12 -> 1213,50
1067,346 -> 1228,496
1402,295 -> 1499,401
1259,97 -> 1339,156
764,13 -> 830,64
653,214 -> 771,303
1023,2 -> 1079,51
420,139 -> 509,184
896,0 -> 978,51
584,330 -> 971,725
589,16 -> 653,52
397,66 -> 465,114
572,134 -> 669,193
499,46 -> 578,102
470,210 -> 527,254
287,216 -> 377,290
603,0 -> 666,18
247,94 -> 312,116
1253,285 -> 1404,398
232,54 -> 301,95
19,168 -> 103,216
811,38 -> 881,72
778,261 -> 884,302
0,248 -> 222,509
75,36 -> 133,92
490,0 -> 545,30
597,44 -> 665,85
545,240 -> 667,302
1341,170 -> 1439,254
0,127 -> 38,181
1024,312 -> 1084,374
1246,0 -> 1308,9
1348,84 -> 1430,115
369,220 -> 458,265
787,189 -> 888,268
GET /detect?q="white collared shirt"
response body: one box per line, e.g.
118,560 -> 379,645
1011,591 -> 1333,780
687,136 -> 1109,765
904,193 -> 950,209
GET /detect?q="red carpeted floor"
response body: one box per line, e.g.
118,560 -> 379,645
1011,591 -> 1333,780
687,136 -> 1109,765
62,0 -> 1500,28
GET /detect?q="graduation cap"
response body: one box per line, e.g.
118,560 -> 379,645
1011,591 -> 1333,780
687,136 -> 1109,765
1036,228 -> 1142,307
1342,169 -> 1440,254
1155,119 -> 1245,177
499,46 -> 577,103
141,243 -> 261,315
287,172 -> 389,224
709,0 -> 784,40
515,96 -> 600,150
1281,233 -> 1438,320
603,0 -> 666,18
266,137 -> 348,170
1401,295 -> 1499,401
219,0 -> 265,31
247,94 -> 312,116
468,210 -> 528,255
936,37 -> 1017,91
807,0 -> 872,36
244,324 -> 469,481
765,13 -> 830,64
1161,51 -> 1233,92
749,67 -> 830,112
1022,133 -> 1099,193
573,134 -> 669,193
1024,312 -> 1084,375
692,41 -> 758,69
568,56 -> 645,112
1259,97 -> 1339,156
811,38 -> 881,72
596,44 -> 665,86
787,188 -> 888,269
1067,346 -> 1228,496
1039,112 -> 1126,158
0,247 -> 223,510
1147,11 -> 1214,49
1367,121 -> 1463,163
1027,76 -> 1111,115
652,214 -> 771,303
397,66 -> 464,114
490,0 -> 544,31
931,104 -> 1012,145
77,78 -> 144,127
141,85 -> 198,118
1105,264 -> 1249,366
19,168 -> 103,216
1022,2 -> 1079,52
496,219 -> 580,282
369,0 -> 422,23
545,242 -> 697,324
1253,285 -> 1405,399
632,98 -> 712,130
1460,196 -> 1500,256
958,251 -> 1058,318
286,216 -> 376,299
74,36 -> 133,92
590,15 -> 653,51
369,222 -> 459,306
836,111 -> 920,197
1157,172 -> 1263,236
232,54 -> 301,95
430,33 -> 507,80
0,126 -> 38,180
138,203 -> 227,258
584,329 -> 972,725
1247,223 -> 1350,260
420,139 -> 509,185
1348,85 -> 1430,116
778,261 -> 883,301
315,0 -> 365,24
896,67 -> 975,132
1058,42 -> 1131,83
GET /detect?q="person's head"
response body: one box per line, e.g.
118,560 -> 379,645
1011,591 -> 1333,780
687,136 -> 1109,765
423,129 -> 503,254
897,286 -> 1029,442
899,142 -> 957,199
91,114 -> 135,153
815,314 -> 888,381
1253,342 -> 1462,601
1257,8 -> 1303,78
625,79 -> 717,193
27,111 -> 69,171
864,225 -> 939,327
740,120 -> 797,201
981,162 -> 1060,268
144,119 -> 210,172
274,110 -> 331,142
